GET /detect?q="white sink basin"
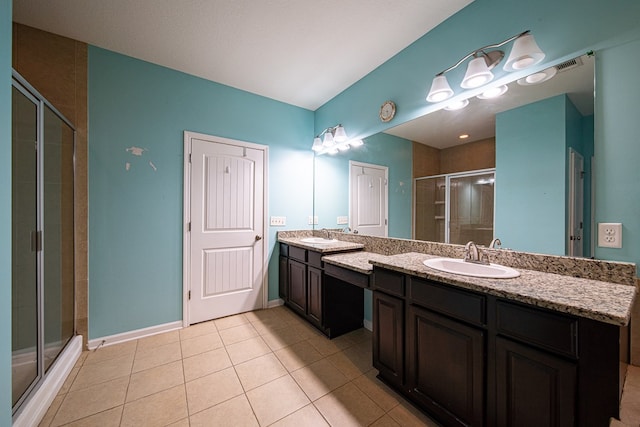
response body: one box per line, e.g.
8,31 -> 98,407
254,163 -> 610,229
423,257 -> 520,279
300,237 -> 338,244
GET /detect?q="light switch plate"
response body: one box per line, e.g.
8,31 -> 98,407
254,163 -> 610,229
308,216 -> 318,225
270,216 -> 286,226
337,216 -> 349,225
598,222 -> 622,248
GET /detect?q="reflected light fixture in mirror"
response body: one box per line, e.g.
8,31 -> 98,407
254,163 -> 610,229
426,30 -> 545,103
444,98 -> 470,111
312,124 -> 365,155
477,84 -> 508,99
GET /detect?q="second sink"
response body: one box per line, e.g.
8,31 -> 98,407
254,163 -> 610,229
423,257 -> 520,279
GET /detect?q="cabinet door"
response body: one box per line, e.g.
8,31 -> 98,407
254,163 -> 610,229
373,291 -> 404,388
307,266 -> 323,326
288,259 -> 306,315
408,305 -> 484,427
495,337 -> 576,427
279,255 -> 288,300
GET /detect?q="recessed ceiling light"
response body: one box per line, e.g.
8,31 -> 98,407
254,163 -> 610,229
459,134 -> 469,139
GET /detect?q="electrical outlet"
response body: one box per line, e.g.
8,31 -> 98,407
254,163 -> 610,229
308,216 -> 318,225
337,216 -> 349,225
270,216 -> 286,226
598,222 -> 622,248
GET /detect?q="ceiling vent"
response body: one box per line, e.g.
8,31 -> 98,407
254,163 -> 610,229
555,56 -> 583,73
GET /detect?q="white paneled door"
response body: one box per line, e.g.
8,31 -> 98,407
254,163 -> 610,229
186,132 -> 266,325
349,161 -> 388,237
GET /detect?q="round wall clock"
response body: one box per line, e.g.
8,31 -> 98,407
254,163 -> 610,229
379,100 -> 396,122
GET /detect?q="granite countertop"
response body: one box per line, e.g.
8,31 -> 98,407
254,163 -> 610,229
322,251 -> 391,274
369,252 -> 636,326
278,236 -> 364,253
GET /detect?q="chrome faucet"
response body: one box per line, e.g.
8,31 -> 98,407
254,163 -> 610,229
489,238 -> 502,249
320,228 -> 330,239
341,226 -> 351,233
464,241 -> 489,265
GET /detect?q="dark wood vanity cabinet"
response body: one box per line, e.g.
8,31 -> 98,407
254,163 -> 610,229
372,266 -> 620,427
279,243 -> 364,338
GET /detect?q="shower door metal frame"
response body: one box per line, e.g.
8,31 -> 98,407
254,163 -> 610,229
11,70 -> 77,417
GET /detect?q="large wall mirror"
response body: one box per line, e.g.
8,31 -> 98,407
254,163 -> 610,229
313,52 -> 595,257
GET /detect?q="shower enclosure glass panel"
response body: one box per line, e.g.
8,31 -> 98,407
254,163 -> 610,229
11,85 -> 39,408
414,170 -> 495,246
11,74 -> 76,414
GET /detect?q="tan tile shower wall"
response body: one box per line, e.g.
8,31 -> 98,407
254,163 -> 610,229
13,23 -> 89,348
413,137 -> 495,178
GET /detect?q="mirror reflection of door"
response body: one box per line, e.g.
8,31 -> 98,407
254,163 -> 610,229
349,161 -> 388,237
568,148 -> 584,257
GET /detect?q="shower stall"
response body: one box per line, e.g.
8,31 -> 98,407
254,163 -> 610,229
12,72 -> 76,416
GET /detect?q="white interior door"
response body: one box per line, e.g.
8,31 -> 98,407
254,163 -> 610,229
186,132 -> 266,324
349,161 -> 388,237
568,149 -> 584,257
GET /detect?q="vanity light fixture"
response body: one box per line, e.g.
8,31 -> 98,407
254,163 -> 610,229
477,84 -> 508,99
312,124 -> 365,155
517,66 -> 557,86
426,30 -> 545,103
444,99 -> 470,111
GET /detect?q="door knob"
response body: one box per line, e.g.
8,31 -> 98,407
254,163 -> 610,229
255,235 -> 262,241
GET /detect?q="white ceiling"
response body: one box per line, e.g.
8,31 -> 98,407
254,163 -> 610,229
13,0 -> 472,110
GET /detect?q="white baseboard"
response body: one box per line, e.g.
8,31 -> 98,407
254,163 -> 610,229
13,335 -> 82,427
363,319 -> 372,331
267,298 -> 284,308
87,321 -> 183,350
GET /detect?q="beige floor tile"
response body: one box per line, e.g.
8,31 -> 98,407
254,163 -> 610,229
270,403 -> 329,427
52,377 -> 128,426
84,341 -> 137,365
326,348 -> 371,380
167,418 -> 190,427
250,316 -> 289,335
185,367 -> 244,414
127,360 -> 184,402
63,406 -> 123,427
306,334 -> 352,357
235,353 -> 288,391
219,323 -> 259,346
189,394 -> 258,427
352,370 -> 401,412
314,382 -> 384,427
57,366 -> 80,395
387,401 -> 440,427
69,353 -> 134,391
245,307 -> 287,323
261,327 -> 307,351
181,332 -> 224,358
342,328 -> 373,347
179,320 -> 218,341
38,394 -> 64,427
215,313 -> 250,330
132,341 -> 182,373
369,414 -> 402,427
183,347 -> 232,382
245,375 -> 310,426
136,330 -> 181,352
275,340 -> 324,372
291,358 -> 350,401
121,384 -> 188,427
226,336 -> 272,365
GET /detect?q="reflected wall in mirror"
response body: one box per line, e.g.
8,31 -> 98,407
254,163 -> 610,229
314,53 -> 594,257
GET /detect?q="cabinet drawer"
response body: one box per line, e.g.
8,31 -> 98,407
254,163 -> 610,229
279,243 -> 289,257
496,300 -> 578,358
308,250 -> 323,268
374,269 -> 405,297
410,278 -> 486,326
289,246 -> 307,262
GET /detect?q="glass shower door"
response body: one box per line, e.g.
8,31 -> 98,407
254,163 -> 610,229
449,172 -> 495,246
11,85 -> 39,408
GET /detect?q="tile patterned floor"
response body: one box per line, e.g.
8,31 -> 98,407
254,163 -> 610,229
39,306 -> 440,427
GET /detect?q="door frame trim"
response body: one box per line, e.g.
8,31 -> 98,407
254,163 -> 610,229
182,131 -> 269,327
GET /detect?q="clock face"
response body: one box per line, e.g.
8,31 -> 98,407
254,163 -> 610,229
379,101 -> 396,122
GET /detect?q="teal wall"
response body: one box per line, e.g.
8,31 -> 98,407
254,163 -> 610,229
594,38 -> 640,267
314,132 -> 413,239
1,0 -> 11,423
495,95 -> 567,254
89,47 -> 314,338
